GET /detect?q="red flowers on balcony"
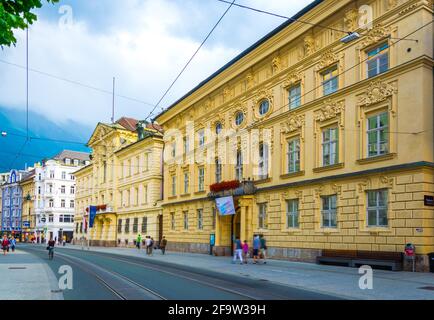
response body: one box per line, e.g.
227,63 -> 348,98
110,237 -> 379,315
210,180 -> 240,193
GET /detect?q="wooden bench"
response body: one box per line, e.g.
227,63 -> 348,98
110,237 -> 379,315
316,250 -> 403,271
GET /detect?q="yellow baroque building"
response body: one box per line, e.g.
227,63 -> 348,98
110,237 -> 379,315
73,117 -> 164,247
154,0 -> 434,270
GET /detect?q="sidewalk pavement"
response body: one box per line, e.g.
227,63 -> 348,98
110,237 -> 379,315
62,244 -> 434,300
0,249 -> 63,300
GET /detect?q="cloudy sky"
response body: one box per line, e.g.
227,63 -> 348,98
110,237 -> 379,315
0,0 -> 315,127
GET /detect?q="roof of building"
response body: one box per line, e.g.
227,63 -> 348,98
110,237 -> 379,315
115,117 -> 139,132
20,170 -> 35,183
153,0 -> 324,122
52,150 -> 90,162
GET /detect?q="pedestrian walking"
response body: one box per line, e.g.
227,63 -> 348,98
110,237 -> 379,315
2,235 -> 9,256
160,236 -> 167,255
136,233 -> 142,249
150,237 -> 154,256
10,237 -> 16,252
259,234 -> 267,264
252,234 -> 260,264
232,237 -> 243,264
145,236 -> 152,255
63,235 -> 67,246
242,240 -> 249,264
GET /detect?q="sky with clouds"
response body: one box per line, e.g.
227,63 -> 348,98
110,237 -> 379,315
0,0 -> 315,128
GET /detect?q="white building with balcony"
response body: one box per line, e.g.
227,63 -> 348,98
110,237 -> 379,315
34,150 -> 90,243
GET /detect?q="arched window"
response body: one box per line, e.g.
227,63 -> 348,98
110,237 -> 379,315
215,122 -> 223,135
235,112 -> 244,126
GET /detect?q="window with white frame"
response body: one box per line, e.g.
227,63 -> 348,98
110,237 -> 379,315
61,199 -> 66,208
141,216 -> 148,233
367,112 -> 388,157
286,199 -> 299,228
171,175 -> 176,196
197,209 -> 203,230
183,172 -> 189,194
198,167 -> 205,192
321,65 -> 338,96
322,127 -> 339,166
321,195 -> 337,228
366,43 -> 389,78
60,185 -> 66,194
49,170 -> 55,179
65,158 -> 71,165
143,185 -> 148,204
70,186 -> 75,194
367,189 -> 388,227
258,203 -> 267,229
183,211 -> 189,230
48,214 -> 54,222
198,130 -> 205,147
215,158 -> 222,183
49,199 -> 54,208
73,159 -> 79,166
288,84 -> 301,109
61,171 -> 66,179
258,143 -> 269,179
70,200 -> 74,208
287,138 -> 300,173
235,150 -> 243,181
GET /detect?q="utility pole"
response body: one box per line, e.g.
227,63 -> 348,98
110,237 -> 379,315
111,77 -> 115,123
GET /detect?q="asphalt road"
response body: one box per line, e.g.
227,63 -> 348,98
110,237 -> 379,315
20,245 -> 341,300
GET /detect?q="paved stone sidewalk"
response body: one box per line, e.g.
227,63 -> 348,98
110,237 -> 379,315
61,244 -> 434,300
0,249 -> 63,300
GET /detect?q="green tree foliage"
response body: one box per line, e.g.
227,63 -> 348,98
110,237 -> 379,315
0,0 -> 59,47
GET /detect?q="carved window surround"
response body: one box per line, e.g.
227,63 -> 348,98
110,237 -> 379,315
313,99 -> 345,169
252,89 -> 274,121
356,80 -> 398,161
356,24 -> 398,81
229,102 -> 248,130
314,50 -> 345,99
281,71 -> 305,110
279,189 -> 304,233
356,176 -> 394,234
280,114 -> 305,177
313,184 -> 341,233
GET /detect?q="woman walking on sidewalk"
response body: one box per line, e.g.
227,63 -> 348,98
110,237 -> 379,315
10,237 -> 16,252
2,235 -> 9,255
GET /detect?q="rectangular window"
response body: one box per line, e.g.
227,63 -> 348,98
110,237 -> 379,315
171,175 -> 176,196
49,214 -> 54,223
258,203 -> 267,229
125,218 -> 130,234
235,150 -> 243,181
143,153 -> 149,171
215,159 -> 222,183
118,219 -> 122,233
135,187 -> 139,205
198,167 -> 205,192
50,170 -> 55,179
322,195 -> 337,228
259,143 -> 269,179
322,127 -> 339,166
321,65 -> 338,96
141,216 -> 148,233
197,209 -> 203,230
286,199 -> 299,228
133,218 -> 138,233
367,190 -> 388,227
198,130 -> 205,147
61,171 -> 66,180
367,112 -> 388,157
143,185 -> 148,204
171,142 -> 176,158
70,186 -> 75,194
288,84 -> 301,109
367,43 -> 389,78
183,211 -> 189,230
287,138 -> 300,173
184,172 -> 189,194
70,200 -> 74,208
183,136 -> 189,155
171,213 -> 175,230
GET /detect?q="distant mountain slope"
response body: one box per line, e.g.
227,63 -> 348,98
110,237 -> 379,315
0,106 -> 92,171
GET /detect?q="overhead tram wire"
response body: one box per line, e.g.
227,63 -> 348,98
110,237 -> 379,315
215,0 -> 419,42
144,0 -> 237,122
0,59 -> 156,108
4,21 -> 432,169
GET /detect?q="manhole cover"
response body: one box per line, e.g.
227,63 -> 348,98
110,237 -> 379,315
8,267 -> 26,270
419,286 -> 434,291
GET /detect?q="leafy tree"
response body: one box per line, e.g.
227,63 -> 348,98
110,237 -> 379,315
0,0 -> 59,47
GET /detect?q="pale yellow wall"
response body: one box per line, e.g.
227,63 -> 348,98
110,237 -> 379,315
156,0 -> 434,255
